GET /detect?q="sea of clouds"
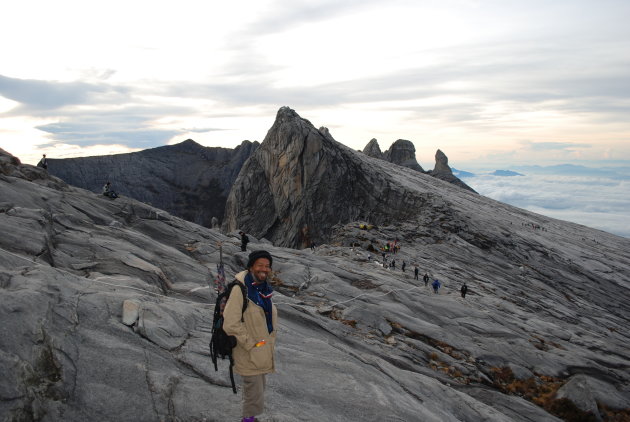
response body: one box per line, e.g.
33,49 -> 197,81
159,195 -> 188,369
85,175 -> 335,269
462,168 -> 630,239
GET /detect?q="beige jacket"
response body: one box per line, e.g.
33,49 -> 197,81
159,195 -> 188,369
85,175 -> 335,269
222,270 -> 278,376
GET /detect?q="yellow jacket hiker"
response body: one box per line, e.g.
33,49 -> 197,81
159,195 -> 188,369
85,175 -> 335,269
223,250 -> 278,422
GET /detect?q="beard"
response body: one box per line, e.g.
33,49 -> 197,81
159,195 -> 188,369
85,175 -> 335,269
253,271 -> 268,282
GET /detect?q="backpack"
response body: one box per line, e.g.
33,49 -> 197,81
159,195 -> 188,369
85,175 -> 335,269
210,280 -> 248,394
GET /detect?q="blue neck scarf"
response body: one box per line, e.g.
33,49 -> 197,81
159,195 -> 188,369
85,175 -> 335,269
244,272 -> 274,333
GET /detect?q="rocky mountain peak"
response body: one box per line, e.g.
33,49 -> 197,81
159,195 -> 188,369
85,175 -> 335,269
362,138 -> 383,159
164,138 -> 208,155
383,139 -> 425,172
262,106 -> 314,149
318,126 -> 336,143
180,138 -> 201,147
223,107 -> 432,248
434,148 -> 450,173
428,149 -> 477,193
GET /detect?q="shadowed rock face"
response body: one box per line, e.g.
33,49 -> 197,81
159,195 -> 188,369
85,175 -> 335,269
2,147 -> 630,421
383,139 -> 425,172
362,138 -> 383,159
47,139 -> 258,227
428,149 -> 477,193
224,109 -> 477,248
223,108 -> 439,248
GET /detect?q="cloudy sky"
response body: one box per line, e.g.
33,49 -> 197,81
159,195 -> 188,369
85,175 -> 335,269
2,0 -> 630,169
1,1 -> 629,236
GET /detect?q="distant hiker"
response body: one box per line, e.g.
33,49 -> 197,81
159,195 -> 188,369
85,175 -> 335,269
423,273 -> 429,286
102,181 -> 118,199
211,216 -> 219,229
414,267 -> 419,280
37,154 -> 48,170
223,250 -> 277,422
240,231 -> 249,252
310,241 -> 316,251
401,261 -> 406,272
432,279 -> 441,294
390,259 -> 396,269
461,283 -> 468,298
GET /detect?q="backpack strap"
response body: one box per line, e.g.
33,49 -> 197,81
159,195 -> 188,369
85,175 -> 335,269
226,280 -> 248,321
228,354 -> 237,394
225,280 -> 248,394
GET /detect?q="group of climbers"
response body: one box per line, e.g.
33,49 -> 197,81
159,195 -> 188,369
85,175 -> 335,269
381,240 -> 401,254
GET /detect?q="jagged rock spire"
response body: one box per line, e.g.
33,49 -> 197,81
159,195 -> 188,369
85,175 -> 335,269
429,149 -> 476,193
383,139 -> 424,172
362,138 -> 383,159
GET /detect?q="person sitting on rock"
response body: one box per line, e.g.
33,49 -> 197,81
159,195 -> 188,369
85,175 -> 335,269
102,181 -> 118,199
37,154 -> 48,170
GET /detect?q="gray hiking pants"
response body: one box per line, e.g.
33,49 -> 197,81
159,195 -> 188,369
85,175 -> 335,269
242,374 -> 266,417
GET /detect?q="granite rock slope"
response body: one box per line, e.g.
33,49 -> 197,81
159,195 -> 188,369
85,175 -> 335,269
2,142 -> 630,422
47,139 -> 258,228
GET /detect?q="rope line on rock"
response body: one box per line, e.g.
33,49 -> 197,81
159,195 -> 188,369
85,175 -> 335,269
325,284 -> 425,308
88,278 -> 213,307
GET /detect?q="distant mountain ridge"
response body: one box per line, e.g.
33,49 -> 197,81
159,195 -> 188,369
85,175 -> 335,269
451,167 -> 476,178
48,139 -> 258,227
511,164 -> 630,179
491,170 -> 525,177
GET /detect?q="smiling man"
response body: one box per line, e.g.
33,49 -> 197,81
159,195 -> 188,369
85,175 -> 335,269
223,250 -> 278,422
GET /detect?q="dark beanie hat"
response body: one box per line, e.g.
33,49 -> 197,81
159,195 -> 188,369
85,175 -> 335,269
247,250 -> 273,269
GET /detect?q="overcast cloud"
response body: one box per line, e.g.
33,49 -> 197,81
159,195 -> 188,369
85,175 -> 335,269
1,0 -> 630,170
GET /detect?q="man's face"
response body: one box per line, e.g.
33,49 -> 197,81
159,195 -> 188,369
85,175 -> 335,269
250,258 -> 271,282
